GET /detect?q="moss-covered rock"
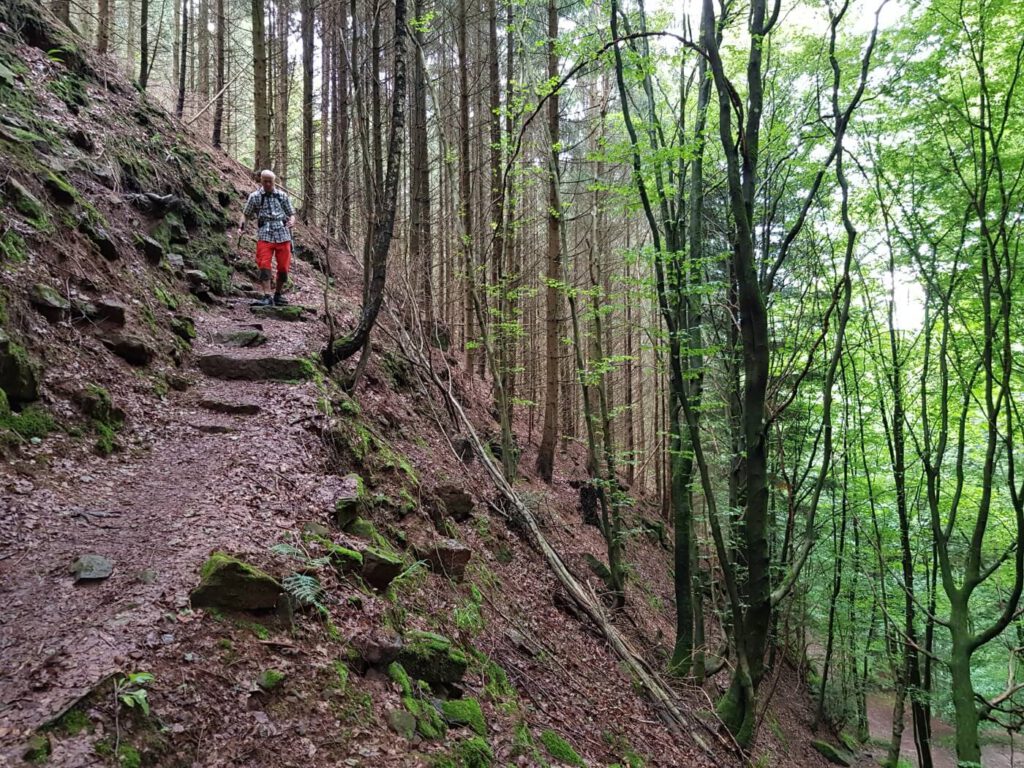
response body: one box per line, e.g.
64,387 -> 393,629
333,473 -> 366,529
257,668 -> 285,692
0,328 -> 39,404
540,729 -> 585,767
397,631 -> 468,686
190,552 -> 283,611
29,282 -> 70,322
327,542 -> 363,572
441,697 -> 486,736
810,740 -> 854,766
4,177 -> 49,231
453,736 -> 494,768
250,304 -> 307,322
348,516 -> 377,539
361,547 -> 404,591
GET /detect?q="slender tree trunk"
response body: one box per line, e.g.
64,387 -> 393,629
300,0 -> 315,221
409,0 -> 432,318
52,0 -> 71,26
198,0 -> 209,97
535,0 -> 560,484
456,0 -> 474,368
138,0 -> 149,87
175,0 -> 189,117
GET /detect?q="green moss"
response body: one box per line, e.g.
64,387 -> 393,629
453,736 -> 494,768
0,228 -> 26,263
116,743 -> 141,768
53,706 -> 90,735
327,542 -> 363,571
154,286 -> 180,310
442,698 -> 487,736
0,404 -> 54,444
349,517 -> 378,539
389,662 -> 413,696
388,662 -> 447,739
6,178 -> 49,231
23,733 -> 50,763
333,660 -> 349,690
257,668 -> 285,691
540,730 -> 585,767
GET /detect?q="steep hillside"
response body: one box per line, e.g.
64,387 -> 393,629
0,5 -> 841,767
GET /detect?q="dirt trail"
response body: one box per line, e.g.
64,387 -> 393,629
0,283 -> 336,760
862,693 -> 1020,768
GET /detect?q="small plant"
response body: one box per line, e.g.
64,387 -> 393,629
112,671 -> 154,761
114,671 -> 153,717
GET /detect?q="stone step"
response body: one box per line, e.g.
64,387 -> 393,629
197,354 -> 314,381
249,304 -> 312,322
197,398 -> 261,415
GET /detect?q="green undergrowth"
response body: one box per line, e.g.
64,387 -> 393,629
0,393 -> 54,445
539,729 -> 585,767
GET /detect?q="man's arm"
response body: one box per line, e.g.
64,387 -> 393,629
238,193 -> 257,232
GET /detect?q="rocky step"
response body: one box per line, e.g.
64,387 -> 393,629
197,398 -> 261,415
249,305 -> 313,322
197,354 -> 314,382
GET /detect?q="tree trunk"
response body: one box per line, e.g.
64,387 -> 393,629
211,0 -> 225,147
300,0 -> 315,222
97,0 -> 110,53
536,0 -> 560,484
175,0 -> 188,117
409,0 -> 432,318
252,0 -> 271,170
138,0 -> 149,87
324,0 -> 407,366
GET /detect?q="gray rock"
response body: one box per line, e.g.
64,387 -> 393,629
190,552 -> 283,612
137,235 -> 164,265
184,269 -> 208,286
197,354 -> 313,382
78,218 -> 119,261
361,548 -> 404,591
435,485 -> 474,522
0,330 -> 39,405
414,538 -> 472,581
166,253 -> 185,269
93,299 -> 127,326
213,329 -> 267,348
386,709 -> 417,740
100,333 -> 154,366
71,554 -> 114,582
353,629 -> 404,665
29,283 -> 71,322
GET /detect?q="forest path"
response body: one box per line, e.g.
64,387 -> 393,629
0,280 -> 338,760
862,693 -> 1019,768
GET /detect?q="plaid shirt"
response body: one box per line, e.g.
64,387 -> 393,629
243,188 -> 294,243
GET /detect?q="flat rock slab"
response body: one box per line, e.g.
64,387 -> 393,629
71,554 -> 113,582
198,399 -> 261,415
197,354 -> 313,381
249,305 -> 310,322
213,329 -> 267,348
414,538 -> 472,581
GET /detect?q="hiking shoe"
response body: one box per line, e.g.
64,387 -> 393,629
251,295 -> 273,307
273,294 -> 290,306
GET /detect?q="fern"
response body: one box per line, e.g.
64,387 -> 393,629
282,573 -> 326,613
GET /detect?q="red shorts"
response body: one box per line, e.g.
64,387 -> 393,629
256,240 -> 292,273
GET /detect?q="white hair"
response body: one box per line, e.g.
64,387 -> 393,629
260,169 -> 276,181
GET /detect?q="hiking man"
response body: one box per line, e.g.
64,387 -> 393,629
238,170 -> 295,306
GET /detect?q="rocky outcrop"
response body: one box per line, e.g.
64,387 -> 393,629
197,354 -> 314,381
